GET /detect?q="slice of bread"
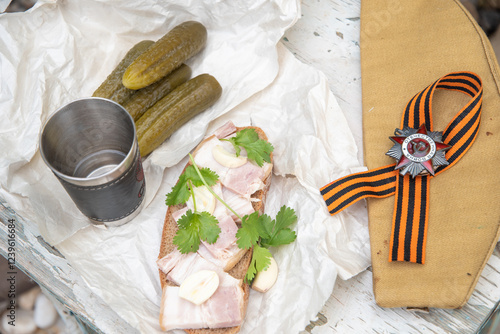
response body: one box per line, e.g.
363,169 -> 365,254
158,126 -> 273,333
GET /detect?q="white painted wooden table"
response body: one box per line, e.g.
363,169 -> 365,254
0,1 -> 498,333
283,0 -> 500,333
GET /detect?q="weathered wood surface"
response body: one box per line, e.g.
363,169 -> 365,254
284,0 -> 500,333
0,197 -> 138,334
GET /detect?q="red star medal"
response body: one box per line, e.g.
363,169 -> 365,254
386,124 -> 451,177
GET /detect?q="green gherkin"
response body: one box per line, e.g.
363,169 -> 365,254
136,73 -> 222,157
92,40 -> 154,103
122,63 -> 192,121
122,21 -> 207,90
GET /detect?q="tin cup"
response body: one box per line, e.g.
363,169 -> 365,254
39,97 -> 146,227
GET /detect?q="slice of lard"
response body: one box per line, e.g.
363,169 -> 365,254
192,135 -> 272,198
199,190 -> 247,272
213,121 -> 237,139
159,286 -> 206,331
221,185 -> 255,223
203,283 -> 245,329
198,213 -> 247,271
157,249 -> 240,287
159,284 -> 245,331
169,195 -> 247,272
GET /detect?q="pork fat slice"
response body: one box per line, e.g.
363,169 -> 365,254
159,284 -> 245,331
184,182 -> 252,223
170,209 -> 245,271
213,121 -> 237,139
222,186 -> 256,223
203,284 -> 245,329
157,250 -> 241,287
169,183 -> 248,271
160,287 -> 205,331
198,213 -> 247,271
193,135 -> 271,197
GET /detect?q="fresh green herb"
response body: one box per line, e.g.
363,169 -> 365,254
222,128 -> 274,167
246,245 -> 272,282
260,206 -> 298,248
173,210 -> 221,253
165,158 -> 221,253
188,155 -> 242,221
235,212 -> 262,250
165,165 -> 219,206
236,206 -> 297,282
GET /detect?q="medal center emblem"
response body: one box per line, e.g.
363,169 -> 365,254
401,134 -> 436,163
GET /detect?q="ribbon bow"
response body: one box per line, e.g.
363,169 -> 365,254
320,72 -> 483,264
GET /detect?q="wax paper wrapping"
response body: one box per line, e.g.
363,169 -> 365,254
0,0 -> 300,245
0,0 -> 370,333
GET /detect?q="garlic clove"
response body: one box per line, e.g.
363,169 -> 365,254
192,186 -> 216,214
179,270 -> 220,305
251,256 -> 279,293
212,145 -> 247,168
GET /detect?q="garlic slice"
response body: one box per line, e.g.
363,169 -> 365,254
179,270 -> 220,305
189,186 -> 216,214
212,145 -> 247,168
251,256 -> 278,293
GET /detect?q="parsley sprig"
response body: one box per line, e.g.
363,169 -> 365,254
236,207 -> 297,282
166,156 -> 222,254
165,165 -> 218,206
166,154 -> 243,254
174,210 -> 220,253
221,128 -> 274,167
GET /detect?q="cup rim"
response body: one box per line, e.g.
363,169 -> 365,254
39,97 -> 138,186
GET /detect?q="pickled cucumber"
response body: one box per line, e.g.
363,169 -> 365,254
122,21 -> 207,90
136,73 -> 222,157
122,64 -> 192,121
93,40 -> 154,104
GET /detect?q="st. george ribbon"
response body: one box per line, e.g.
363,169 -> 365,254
320,72 -> 483,264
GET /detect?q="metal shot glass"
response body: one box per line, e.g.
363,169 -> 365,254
39,97 -> 146,227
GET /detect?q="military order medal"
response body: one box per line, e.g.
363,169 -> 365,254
321,72 -> 482,264
386,124 -> 451,177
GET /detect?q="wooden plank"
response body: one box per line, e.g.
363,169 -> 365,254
0,196 -> 138,334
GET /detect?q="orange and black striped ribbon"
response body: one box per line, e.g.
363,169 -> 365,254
320,72 -> 482,264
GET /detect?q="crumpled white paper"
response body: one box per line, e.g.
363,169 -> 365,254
0,0 -> 370,333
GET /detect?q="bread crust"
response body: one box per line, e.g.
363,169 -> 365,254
158,126 -> 272,333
